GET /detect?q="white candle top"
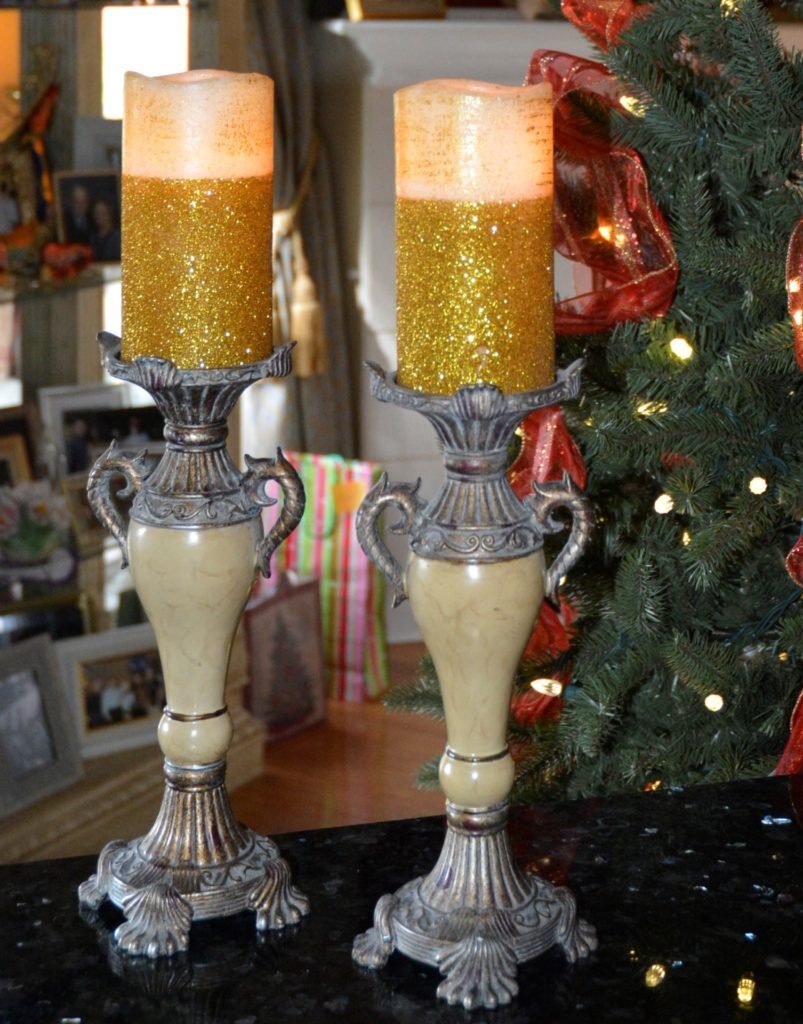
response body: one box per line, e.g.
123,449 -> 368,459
123,69 -> 274,180
395,78 -> 552,203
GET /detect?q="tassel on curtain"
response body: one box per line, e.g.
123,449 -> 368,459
273,133 -> 327,379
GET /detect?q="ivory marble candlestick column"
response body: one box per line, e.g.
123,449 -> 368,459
352,363 -> 597,1010
78,335 -> 309,957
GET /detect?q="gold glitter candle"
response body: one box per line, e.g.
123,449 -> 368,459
122,69 -> 274,368
395,79 -> 554,394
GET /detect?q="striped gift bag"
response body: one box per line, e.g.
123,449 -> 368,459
257,451 -> 389,702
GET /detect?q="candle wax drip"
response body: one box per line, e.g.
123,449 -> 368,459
122,175 -> 272,368
396,196 -> 554,395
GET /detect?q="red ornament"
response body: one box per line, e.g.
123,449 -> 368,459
786,216 -> 803,371
526,49 -> 678,335
775,690 -> 803,776
560,0 -> 649,51
661,451 -> 694,471
786,536 -> 803,588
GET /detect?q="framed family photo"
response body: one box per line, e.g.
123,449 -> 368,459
56,622 -> 164,759
38,382 -> 160,477
0,634 -> 83,819
54,170 -> 121,263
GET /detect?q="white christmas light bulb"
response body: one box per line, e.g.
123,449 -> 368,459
654,493 -> 674,514
748,476 -> 768,495
669,336 -> 694,360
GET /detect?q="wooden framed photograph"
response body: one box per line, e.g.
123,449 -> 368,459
38,382 -> 159,477
243,575 -> 326,743
61,472 -> 106,557
0,404 -> 40,476
0,633 -> 83,819
345,0 -> 445,19
54,170 -> 121,263
0,434 -> 32,487
55,622 -> 164,759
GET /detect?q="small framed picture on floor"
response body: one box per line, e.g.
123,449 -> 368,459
244,575 -> 326,743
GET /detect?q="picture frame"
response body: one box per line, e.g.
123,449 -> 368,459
0,403 -> 40,475
243,575 -> 327,743
0,633 -> 83,819
0,433 -> 32,487
61,472 -> 107,557
73,116 -> 122,174
345,0 -> 445,19
55,622 -> 164,759
54,169 -> 121,263
0,589 -> 88,650
38,382 -> 158,477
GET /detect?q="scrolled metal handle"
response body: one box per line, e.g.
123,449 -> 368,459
355,473 -> 424,608
87,442 -> 156,568
243,449 -> 305,578
526,472 -> 594,601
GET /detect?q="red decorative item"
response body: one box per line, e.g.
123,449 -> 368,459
523,593 -> 577,665
511,688 -> 564,727
786,216 -> 803,371
560,0 -> 648,51
526,50 -> 678,334
786,536 -> 803,588
41,242 -> 93,280
775,690 -> 803,776
506,409 -> 586,729
509,407 -> 587,501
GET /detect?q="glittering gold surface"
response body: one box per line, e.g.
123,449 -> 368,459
396,197 -> 554,394
122,174 -> 272,368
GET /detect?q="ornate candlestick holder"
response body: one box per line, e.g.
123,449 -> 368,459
352,360 -> 597,1010
78,332 -> 310,957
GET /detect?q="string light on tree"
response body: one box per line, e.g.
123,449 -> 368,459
596,221 -> 613,242
620,94 -> 646,117
749,476 -> 768,495
669,335 -> 694,360
704,693 -> 725,712
644,964 -> 667,988
654,493 -> 674,514
529,678 -> 564,697
636,400 -> 668,416
736,975 -> 756,1007
681,530 -> 692,547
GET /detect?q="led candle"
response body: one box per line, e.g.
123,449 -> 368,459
395,79 -> 553,394
122,70 -> 274,368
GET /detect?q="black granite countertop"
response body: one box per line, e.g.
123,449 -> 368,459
2,775 -> 803,1023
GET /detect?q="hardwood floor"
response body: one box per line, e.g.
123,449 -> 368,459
230,642 -> 447,835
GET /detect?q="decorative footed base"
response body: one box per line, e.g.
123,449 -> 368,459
352,803 -> 596,1010
79,760 -> 309,957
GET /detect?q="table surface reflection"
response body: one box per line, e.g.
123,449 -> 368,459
2,774 -> 803,1023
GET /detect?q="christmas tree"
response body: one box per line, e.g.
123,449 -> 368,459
389,0 -> 803,800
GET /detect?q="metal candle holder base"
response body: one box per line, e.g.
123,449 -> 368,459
78,334 -> 309,957
352,363 -> 597,1010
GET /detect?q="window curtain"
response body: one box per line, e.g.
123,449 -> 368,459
241,1 -> 356,460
